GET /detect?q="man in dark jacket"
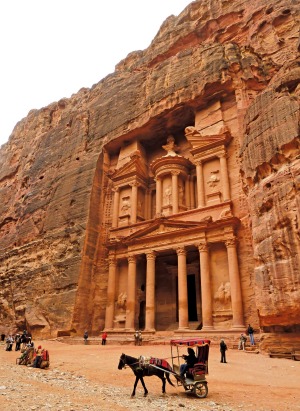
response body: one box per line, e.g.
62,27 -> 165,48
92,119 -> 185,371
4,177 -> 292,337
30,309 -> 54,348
180,347 -> 197,377
220,339 -> 228,363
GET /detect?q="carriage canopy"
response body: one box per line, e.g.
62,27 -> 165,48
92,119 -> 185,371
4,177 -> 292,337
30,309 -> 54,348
170,338 -> 210,347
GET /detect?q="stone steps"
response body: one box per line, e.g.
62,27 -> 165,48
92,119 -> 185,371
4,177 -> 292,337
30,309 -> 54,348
56,330 -> 261,348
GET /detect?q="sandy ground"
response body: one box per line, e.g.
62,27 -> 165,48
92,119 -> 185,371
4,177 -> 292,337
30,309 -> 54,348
0,340 -> 299,411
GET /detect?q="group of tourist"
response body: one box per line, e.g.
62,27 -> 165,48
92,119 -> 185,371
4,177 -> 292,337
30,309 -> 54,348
219,323 -> 256,363
1,329 -> 49,369
83,330 -> 108,345
1,330 -> 32,352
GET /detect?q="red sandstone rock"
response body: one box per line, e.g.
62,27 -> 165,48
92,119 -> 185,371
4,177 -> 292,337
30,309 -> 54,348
0,0 -> 299,348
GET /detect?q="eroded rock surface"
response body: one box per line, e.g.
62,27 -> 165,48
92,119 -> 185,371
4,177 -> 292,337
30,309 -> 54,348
0,0 -> 299,341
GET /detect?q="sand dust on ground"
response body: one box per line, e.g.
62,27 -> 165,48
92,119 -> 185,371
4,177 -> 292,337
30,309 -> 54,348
0,340 -> 299,411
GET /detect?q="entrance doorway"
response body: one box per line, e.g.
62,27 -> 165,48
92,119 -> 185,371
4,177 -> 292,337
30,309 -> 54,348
188,274 -> 198,321
138,301 -> 145,330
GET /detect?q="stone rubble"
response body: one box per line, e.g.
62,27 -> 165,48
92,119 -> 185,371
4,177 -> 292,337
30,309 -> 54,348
0,361 -> 235,411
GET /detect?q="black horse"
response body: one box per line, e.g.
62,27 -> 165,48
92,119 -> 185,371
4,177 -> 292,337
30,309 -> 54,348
118,353 -> 175,397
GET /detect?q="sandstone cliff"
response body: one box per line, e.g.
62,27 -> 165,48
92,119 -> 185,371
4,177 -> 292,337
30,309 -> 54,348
0,0 -> 299,339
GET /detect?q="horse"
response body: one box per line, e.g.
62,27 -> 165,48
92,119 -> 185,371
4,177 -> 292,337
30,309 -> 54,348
118,353 -> 175,397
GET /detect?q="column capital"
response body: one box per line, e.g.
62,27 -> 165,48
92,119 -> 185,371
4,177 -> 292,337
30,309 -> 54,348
196,242 -> 209,252
112,187 -> 120,193
128,254 -> 137,263
146,251 -> 157,261
225,237 -> 238,248
108,255 -> 117,267
219,151 -> 227,159
130,181 -> 140,188
176,246 -> 186,256
154,176 -> 162,182
195,159 -> 204,167
171,170 -> 180,176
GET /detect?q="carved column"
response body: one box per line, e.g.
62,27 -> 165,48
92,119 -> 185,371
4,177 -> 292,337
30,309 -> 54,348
145,251 -> 156,331
185,176 -> 190,209
155,177 -> 162,216
131,183 -> 138,224
172,171 -> 179,214
219,153 -> 231,201
176,246 -> 189,330
145,188 -> 151,220
104,254 -> 117,330
196,161 -> 205,208
225,237 -> 244,328
190,175 -> 195,209
112,188 -> 120,228
198,242 -> 214,330
125,254 -> 137,331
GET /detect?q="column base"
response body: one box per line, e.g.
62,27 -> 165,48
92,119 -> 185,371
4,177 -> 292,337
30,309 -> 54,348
231,325 -> 246,331
124,328 -> 135,332
202,325 -> 214,331
177,327 -> 190,332
144,328 -> 156,333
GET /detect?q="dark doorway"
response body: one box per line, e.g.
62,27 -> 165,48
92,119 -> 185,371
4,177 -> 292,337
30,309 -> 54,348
188,274 -> 198,321
138,301 -> 146,330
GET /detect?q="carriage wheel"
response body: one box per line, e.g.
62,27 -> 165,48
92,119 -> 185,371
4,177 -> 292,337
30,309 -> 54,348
193,381 -> 208,398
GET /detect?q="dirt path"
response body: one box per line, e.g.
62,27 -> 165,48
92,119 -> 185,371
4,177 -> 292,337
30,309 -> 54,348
0,340 -> 299,411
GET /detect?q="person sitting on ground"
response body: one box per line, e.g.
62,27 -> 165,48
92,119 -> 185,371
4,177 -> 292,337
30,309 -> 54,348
238,333 -> 247,350
32,345 -> 44,368
180,347 -> 197,378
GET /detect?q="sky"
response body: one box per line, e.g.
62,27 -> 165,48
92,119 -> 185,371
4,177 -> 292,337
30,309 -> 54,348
0,0 -> 192,147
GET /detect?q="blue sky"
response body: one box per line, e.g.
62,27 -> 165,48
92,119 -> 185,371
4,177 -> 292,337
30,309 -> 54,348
0,0 -> 192,147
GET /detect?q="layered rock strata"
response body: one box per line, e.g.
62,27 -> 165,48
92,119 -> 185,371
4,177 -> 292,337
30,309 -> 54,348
0,0 -> 299,341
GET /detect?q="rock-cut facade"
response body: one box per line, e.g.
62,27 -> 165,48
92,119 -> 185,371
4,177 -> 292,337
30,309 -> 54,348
0,0 -> 299,349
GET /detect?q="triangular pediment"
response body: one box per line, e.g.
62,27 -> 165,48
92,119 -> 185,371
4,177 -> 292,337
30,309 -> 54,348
111,151 -> 148,183
125,218 -> 202,241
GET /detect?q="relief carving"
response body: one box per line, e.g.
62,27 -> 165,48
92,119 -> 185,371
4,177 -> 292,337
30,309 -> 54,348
116,292 -> 127,310
179,184 -> 185,205
207,170 -> 220,188
121,196 -> 131,215
164,185 -> 172,205
214,282 -> 231,310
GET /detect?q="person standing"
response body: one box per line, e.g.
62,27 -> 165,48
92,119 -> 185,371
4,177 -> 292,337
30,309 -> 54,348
101,331 -> 107,345
138,330 -> 142,346
220,339 -> 228,363
83,331 -> 88,345
247,324 -> 255,345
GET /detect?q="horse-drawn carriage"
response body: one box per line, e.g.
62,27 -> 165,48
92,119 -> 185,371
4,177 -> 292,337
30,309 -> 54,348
170,337 -> 210,398
118,337 -> 210,398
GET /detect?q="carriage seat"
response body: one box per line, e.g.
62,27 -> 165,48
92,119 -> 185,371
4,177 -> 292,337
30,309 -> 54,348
188,362 -> 207,377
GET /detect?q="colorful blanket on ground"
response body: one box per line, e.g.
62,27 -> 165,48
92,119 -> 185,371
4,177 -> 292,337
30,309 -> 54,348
149,357 -> 173,372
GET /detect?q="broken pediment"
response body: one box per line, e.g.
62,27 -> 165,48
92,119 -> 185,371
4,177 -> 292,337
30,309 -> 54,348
111,150 -> 148,184
185,126 -> 232,155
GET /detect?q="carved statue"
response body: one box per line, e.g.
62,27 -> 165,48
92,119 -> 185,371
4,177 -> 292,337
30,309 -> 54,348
121,196 -> 131,215
116,292 -> 127,310
214,282 -> 231,310
164,185 -> 172,205
184,126 -> 202,138
179,184 -> 185,205
162,135 -> 179,156
137,199 -> 143,215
